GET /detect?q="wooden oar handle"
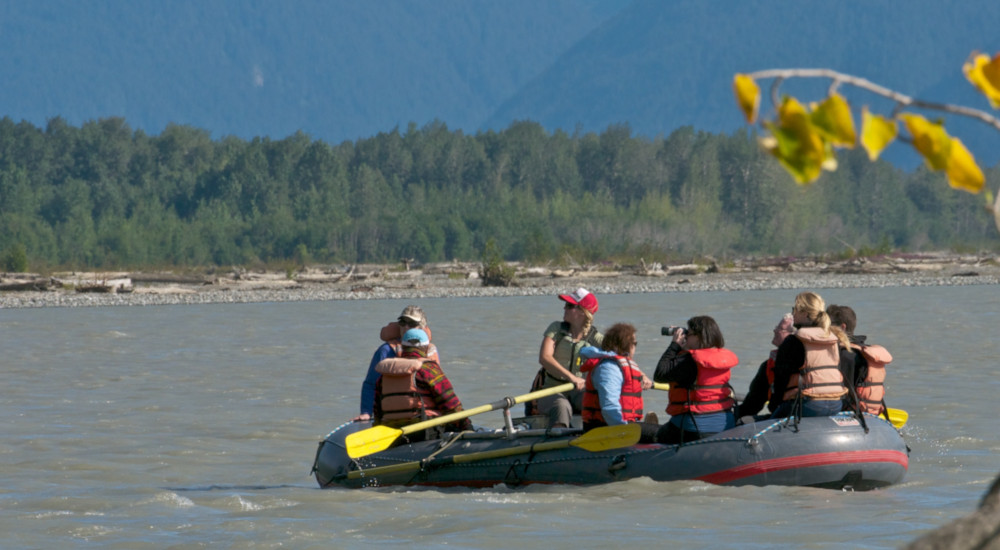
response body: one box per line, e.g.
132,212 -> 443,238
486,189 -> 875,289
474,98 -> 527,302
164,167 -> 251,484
399,382 -> 576,435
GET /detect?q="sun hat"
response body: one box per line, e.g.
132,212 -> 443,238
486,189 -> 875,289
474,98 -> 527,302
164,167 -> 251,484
558,287 -> 599,314
398,305 -> 426,326
401,328 -> 430,347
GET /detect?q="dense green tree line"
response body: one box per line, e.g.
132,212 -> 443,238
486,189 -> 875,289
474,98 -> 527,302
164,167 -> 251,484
0,116 -> 995,271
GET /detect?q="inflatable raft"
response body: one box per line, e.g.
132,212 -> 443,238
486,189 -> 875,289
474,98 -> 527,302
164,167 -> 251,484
312,412 -> 908,491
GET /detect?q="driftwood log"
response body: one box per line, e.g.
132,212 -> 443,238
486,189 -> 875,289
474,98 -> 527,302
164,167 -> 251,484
0,278 -> 54,291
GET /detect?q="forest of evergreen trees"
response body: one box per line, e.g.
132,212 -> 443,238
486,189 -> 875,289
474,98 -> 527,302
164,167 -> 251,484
0,116 -> 996,272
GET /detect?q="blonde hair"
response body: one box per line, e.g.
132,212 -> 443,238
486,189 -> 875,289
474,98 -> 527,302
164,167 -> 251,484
581,309 -> 594,336
793,291 -> 850,348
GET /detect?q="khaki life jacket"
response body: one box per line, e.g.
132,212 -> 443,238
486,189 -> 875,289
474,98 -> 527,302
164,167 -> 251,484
783,327 -> 848,401
853,343 -> 892,415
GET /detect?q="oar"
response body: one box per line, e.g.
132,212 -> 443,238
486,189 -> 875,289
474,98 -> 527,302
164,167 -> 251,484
343,423 -> 641,480
652,382 -> 670,391
346,382 -> 575,458
886,407 -> 908,429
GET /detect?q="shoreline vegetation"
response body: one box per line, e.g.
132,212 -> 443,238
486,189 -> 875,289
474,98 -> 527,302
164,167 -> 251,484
0,251 -> 997,309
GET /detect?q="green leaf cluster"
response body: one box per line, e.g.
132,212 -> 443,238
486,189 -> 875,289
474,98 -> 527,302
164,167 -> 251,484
0,117 -> 995,272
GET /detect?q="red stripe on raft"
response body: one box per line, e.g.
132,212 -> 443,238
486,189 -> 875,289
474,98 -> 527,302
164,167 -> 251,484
695,450 -> 909,485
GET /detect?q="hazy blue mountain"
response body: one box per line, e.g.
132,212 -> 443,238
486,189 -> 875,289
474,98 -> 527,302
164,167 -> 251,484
2,0 -> 1000,165
485,0 -> 1000,166
0,0 -> 627,142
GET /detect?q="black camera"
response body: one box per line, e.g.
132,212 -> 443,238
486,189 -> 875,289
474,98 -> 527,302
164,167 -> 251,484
661,326 -> 684,336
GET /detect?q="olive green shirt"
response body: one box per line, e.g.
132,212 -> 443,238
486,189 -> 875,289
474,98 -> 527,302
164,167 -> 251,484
541,321 -> 604,388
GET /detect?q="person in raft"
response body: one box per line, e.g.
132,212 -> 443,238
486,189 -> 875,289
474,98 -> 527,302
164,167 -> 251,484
528,288 -> 603,428
736,313 -> 796,421
826,304 -> 893,421
769,291 -> 851,419
352,305 -> 439,422
653,315 -> 739,444
578,322 -> 657,442
372,328 -> 471,443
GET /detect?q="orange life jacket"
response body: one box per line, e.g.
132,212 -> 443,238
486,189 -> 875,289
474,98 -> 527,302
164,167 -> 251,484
852,343 -> 891,415
782,327 -> 848,401
374,357 -> 439,425
580,355 -> 644,425
667,348 -> 738,416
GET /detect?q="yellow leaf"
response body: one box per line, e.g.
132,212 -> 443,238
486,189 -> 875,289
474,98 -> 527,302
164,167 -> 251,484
810,94 -> 856,147
963,52 -> 1000,109
733,74 -> 760,123
860,107 -> 898,161
900,113 -> 951,171
945,138 -> 985,193
760,97 -> 828,184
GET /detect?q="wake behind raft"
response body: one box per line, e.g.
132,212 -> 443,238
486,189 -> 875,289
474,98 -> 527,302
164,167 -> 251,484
311,407 -> 908,491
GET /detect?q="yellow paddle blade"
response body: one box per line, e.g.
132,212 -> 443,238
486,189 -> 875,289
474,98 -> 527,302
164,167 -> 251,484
571,423 -> 642,451
345,425 -> 402,458
887,408 -> 908,429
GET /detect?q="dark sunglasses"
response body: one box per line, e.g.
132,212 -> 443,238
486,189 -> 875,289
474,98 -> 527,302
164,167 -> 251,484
563,303 -> 579,310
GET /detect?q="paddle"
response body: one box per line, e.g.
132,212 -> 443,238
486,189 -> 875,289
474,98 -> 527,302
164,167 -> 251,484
346,382 -> 575,458
886,407 -> 908,429
342,423 -> 641,480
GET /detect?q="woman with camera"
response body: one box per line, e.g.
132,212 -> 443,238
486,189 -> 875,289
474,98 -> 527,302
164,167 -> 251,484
653,316 -> 739,444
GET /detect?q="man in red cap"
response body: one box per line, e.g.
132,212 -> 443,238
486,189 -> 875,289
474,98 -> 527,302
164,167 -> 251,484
529,287 -> 603,428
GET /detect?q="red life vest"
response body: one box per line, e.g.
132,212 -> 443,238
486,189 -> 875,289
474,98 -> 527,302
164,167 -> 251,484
374,357 -> 440,425
765,349 -> 777,402
852,343 -> 891,415
782,327 -> 848,401
666,348 -> 738,416
580,355 -> 644,425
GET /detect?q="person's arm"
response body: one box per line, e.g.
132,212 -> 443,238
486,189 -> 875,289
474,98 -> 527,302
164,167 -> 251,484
538,324 -> 585,390
737,360 -> 770,417
356,343 -> 394,420
770,336 -> 805,411
419,362 -> 472,430
653,341 -> 697,386
593,361 -> 626,425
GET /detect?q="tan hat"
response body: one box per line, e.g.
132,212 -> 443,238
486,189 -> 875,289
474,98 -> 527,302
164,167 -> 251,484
398,305 -> 426,326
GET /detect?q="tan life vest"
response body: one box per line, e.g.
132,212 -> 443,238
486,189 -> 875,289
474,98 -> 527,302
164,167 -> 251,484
783,327 -> 848,401
853,344 -> 892,414
378,322 -> 439,361
375,357 -> 439,425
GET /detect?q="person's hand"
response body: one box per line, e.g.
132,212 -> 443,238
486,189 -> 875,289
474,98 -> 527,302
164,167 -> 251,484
672,329 -> 686,346
351,413 -> 371,422
632,367 -> 654,390
571,375 -> 586,391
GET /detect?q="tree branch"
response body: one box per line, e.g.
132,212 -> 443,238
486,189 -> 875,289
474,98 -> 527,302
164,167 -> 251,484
747,68 -> 1000,132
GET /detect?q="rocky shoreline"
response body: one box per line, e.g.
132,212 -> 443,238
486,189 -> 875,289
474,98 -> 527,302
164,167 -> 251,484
1,252 -> 998,308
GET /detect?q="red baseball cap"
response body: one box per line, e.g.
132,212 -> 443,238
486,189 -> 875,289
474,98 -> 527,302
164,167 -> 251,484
558,287 -> 599,314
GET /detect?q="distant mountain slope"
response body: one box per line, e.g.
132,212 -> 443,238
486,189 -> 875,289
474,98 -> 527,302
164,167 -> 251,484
0,0 -> 627,142
4,0 -> 1000,167
485,0 -> 1000,165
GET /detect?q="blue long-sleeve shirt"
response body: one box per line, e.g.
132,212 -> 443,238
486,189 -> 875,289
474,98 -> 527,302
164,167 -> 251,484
580,346 -> 627,425
360,342 -> 396,416
592,360 -> 626,425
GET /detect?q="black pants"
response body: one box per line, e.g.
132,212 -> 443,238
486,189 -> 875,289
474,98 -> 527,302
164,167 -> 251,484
655,421 -> 714,445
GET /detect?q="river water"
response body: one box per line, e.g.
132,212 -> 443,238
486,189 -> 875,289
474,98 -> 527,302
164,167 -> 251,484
3,285 -> 998,549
